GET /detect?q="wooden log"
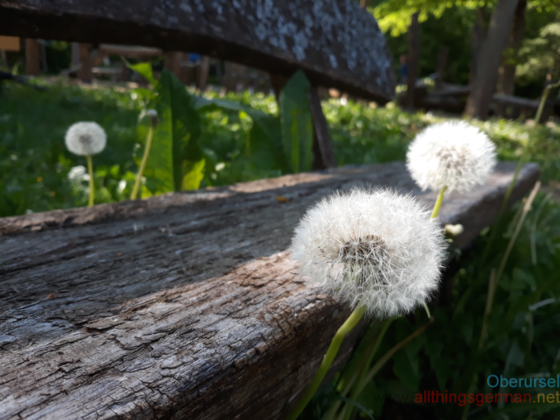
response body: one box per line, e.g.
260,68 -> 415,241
0,162 -> 539,420
99,44 -> 162,59
0,0 -> 395,103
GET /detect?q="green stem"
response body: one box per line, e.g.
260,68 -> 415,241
339,318 -> 434,420
534,81 -> 560,125
323,318 -> 395,420
86,155 -> 94,207
461,181 -> 540,420
131,122 -> 155,200
431,186 -> 447,219
480,159 -> 524,265
286,305 -> 367,420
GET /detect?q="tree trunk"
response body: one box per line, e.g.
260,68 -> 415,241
465,0 -> 519,119
434,46 -> 449,90
496,0 -> 526,95
403,12 -> 420,109
469,8 -> 488,86
360,0 -> 369,8
25,38 -> 39,76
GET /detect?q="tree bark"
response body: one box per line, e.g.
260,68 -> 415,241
496,0 -> 526,96
0,162 -> 539,420
403,12 -> 420,109
465,0 -> 519,120
468,8 -> 488,86
25,38 -> 39,76
435,46 -> 449,90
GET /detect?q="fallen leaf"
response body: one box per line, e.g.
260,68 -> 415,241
275,195 -> 289,203
48,293 -> 55,299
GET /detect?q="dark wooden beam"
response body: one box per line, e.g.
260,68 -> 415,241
0,0 -> 395,103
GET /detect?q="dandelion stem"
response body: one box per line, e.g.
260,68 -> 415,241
324,318 -> 395,420
338,317 -> 434,420
462,181 -> 540,420
431,186 -> 447,219
422,302 -> 431,319
131,121 -> 155,200
286,304 -> 367,420
86,155 -> 94,207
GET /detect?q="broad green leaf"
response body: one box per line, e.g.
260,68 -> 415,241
127,62 -> 157,86
279,70 -> 313,173
248,114 -> 289,173
142,69 -> 202,193
183,159 -> 205,190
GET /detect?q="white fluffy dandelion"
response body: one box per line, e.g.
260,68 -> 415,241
64,122 -> 106,157
64,122 -> 106,207
290,188 -> 447,318
406,121 -> 496,194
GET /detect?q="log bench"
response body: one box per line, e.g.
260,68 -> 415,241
0,162 -> 539,420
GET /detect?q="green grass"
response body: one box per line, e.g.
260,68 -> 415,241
2,80 -> 560,217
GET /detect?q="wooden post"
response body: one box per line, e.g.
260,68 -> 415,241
223,61 -> 235,92
434,47 -> 449,90
403,12 -> 420,109
198,56 -> 210,91
310,87 -> 337,170
78,43 -> 92,83
25,38 -> 40,76
164,51 -> 182,79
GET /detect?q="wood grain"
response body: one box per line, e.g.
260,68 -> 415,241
0,162 -> 539,420
0,0 -> 395,103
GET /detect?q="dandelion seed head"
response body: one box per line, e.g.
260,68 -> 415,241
64,122 -> 107,156
290,188 -> 447,318
406,121 -> 496,193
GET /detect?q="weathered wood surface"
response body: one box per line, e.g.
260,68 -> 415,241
0,162 -> 539,420
0,0 -> 395,103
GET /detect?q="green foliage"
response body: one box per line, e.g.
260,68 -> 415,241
0,81 -> 141,216
279,70 -> 314,173
517,13 -> 560,86
3,82 -> 560,217
140,69 -> 204,194
306,192 -> 560,419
